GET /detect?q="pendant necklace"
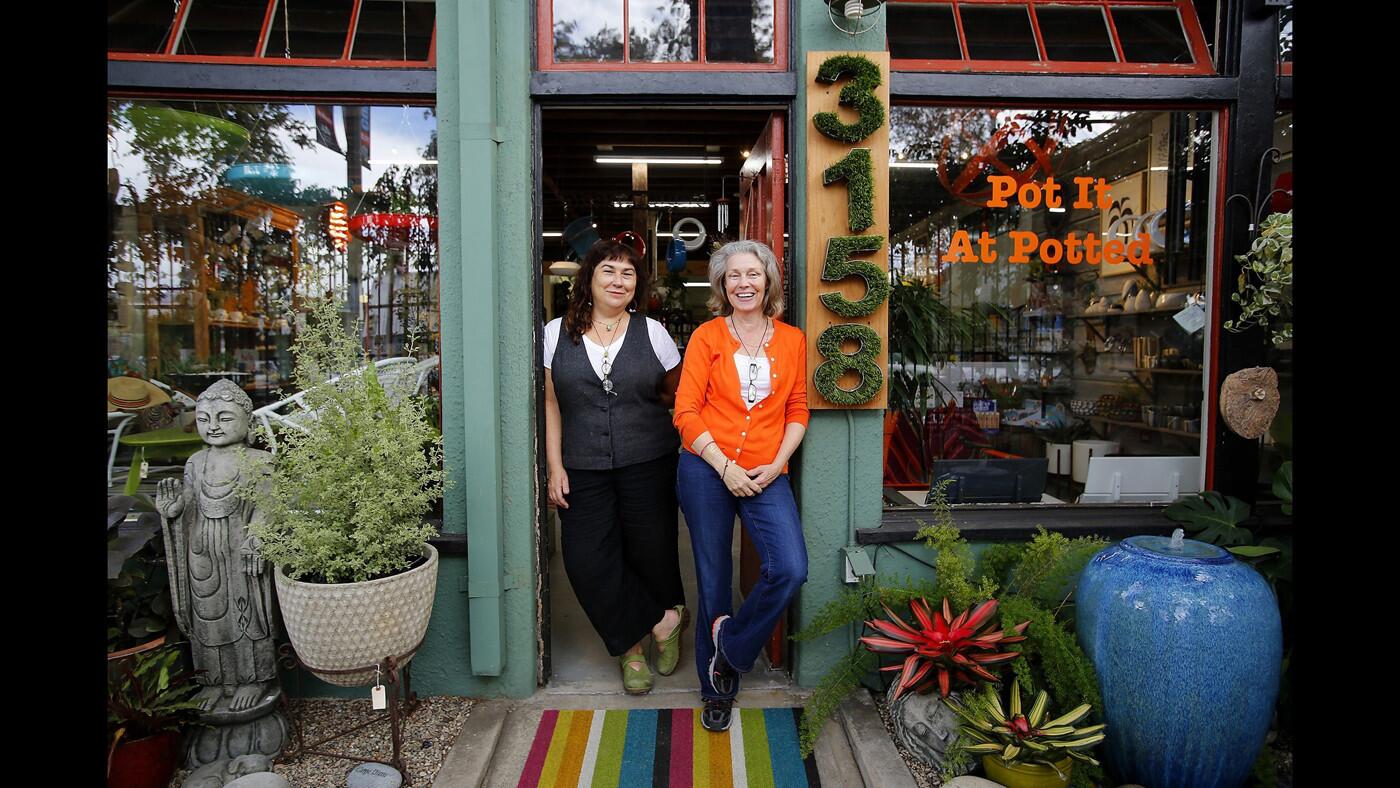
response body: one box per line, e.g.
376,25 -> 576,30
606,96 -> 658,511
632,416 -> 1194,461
730,316 -> 770,405
593,314 -> 624,395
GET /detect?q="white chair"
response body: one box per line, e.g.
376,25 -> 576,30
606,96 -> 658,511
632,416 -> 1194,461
108,412 -> 138,487
252,356 -> 438,453
150,377 -> 198,410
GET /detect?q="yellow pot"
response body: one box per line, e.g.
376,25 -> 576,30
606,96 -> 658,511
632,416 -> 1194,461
982,756 -> 1072,788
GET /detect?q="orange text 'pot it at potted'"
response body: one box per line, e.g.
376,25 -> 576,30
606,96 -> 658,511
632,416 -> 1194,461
943,680 -> 1107,788
241,293 -> 449,687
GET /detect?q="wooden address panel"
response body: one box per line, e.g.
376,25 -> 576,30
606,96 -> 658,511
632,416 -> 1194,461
804,50 -> 890,410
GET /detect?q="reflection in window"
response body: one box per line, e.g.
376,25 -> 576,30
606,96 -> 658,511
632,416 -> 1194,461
887,3 -> 961,61
885,107 -> 1215,505
1112,6 -> 1193,64
553,0 -> 625,62
959,4 -> 1039,61
351,0 -> 436,61
1036,6 -> 1116,63
265,0 -> 355,59
1279,2 -> 1292,65
176,0 -> 268,56
109,0 -> 179,53
706,0 -> 775,63
107,101 -> 441,427
629,0 -> 698,63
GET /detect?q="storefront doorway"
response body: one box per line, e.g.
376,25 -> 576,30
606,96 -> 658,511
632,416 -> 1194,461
535,106 -> 789,689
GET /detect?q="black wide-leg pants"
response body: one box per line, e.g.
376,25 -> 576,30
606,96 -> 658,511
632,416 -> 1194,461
557,452 -> 686,656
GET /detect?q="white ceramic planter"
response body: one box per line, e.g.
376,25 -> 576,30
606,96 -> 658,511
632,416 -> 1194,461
274,544 -> 438,687
1046,442 -> 1072,475
1072,439 -> 1120,483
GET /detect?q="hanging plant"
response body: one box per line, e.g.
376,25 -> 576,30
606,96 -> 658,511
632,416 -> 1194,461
1223,211 -> 1291,346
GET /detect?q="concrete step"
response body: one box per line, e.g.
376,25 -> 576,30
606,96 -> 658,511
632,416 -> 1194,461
837,690 -> 920,788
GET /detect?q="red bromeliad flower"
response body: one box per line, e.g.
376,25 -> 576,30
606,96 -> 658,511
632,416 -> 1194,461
859,597 -> 1030,701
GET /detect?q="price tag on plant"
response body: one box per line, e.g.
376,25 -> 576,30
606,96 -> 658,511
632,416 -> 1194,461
371,683 -> 387,710
139,460 -> 149,479
1174,303 -> 1206,334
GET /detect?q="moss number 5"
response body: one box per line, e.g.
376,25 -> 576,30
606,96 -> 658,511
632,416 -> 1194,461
814,324 -> 883,406
820,235 -> 890,318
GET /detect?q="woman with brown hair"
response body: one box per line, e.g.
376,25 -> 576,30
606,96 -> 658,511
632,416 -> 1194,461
542,239 -> 688,694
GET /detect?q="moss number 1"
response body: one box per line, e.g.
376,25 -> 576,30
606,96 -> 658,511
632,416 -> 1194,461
814,324 -> 883,406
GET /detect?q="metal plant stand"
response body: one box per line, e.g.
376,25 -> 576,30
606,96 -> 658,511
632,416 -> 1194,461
275,640 -> 424,784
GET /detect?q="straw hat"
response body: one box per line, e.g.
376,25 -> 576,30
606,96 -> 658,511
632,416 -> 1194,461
107,376 -> 171,412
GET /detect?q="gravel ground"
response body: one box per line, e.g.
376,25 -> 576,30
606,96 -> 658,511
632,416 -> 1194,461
169,696 -> 476,788
873,689 -> 943,788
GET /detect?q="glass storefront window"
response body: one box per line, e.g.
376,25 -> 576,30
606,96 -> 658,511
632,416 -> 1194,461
885,106 -> 1216,506
629,0 -> 698,63
548,0 -> 776,66
705,0 -> 775,63
107,100 -> 441,427
264,0 -> 356,59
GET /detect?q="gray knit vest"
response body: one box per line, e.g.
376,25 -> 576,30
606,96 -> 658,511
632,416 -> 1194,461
552,315 -> 679,470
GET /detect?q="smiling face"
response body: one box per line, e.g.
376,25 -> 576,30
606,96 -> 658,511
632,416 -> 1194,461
724,252 -> 767,316
590,257 -> 637,314
195,400 -> 250,447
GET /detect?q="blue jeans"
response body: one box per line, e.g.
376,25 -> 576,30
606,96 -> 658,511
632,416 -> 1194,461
676,450 -> 808,700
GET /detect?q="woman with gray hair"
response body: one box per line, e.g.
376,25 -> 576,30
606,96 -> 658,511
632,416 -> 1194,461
672,239 -> 810,732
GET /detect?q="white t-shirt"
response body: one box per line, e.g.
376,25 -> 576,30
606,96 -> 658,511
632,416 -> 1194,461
733,352 -> 772,410
543,316 -> 681,379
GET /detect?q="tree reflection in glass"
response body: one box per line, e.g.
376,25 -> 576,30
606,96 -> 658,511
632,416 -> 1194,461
553,0 -> 625,62
629,0 -> 697,63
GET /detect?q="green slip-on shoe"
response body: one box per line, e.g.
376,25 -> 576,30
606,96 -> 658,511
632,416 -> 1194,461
620,652 -> 653,695
653,605 -> 689,677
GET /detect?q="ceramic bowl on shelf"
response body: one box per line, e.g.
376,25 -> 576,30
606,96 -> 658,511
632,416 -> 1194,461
1156,291 -> 1189,310
1134,290 -> 1155,312
211,308 -> 228,320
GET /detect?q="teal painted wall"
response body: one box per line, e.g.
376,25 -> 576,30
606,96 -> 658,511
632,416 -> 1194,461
434,0 -> 538,699
790,6 -> 891,690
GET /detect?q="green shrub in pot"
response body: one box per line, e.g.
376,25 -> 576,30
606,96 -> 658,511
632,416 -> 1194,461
242,294 -> 447,583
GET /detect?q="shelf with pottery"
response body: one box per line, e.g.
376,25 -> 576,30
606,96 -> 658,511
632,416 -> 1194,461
1088,415 -> 1200,439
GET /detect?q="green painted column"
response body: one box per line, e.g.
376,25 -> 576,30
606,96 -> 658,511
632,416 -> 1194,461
790,3 -> 889,690
433,0 -> 537,697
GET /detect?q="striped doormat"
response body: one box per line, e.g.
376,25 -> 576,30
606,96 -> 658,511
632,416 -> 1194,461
515,707 -> 821,788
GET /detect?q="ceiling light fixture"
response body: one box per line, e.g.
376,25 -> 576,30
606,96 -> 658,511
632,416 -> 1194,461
612,200 -> 712,209
595,156 -> 723,166
542,231 -> 563,237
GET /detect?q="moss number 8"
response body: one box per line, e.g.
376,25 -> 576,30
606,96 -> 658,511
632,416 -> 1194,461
814,324 -> 883,405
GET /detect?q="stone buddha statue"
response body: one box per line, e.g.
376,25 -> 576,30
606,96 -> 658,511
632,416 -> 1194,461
157,378 -> 286,769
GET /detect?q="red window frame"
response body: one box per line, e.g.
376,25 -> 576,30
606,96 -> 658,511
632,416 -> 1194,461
888,0 -> 1213,75
107,0 -> 436,69
537,0 -> 787,71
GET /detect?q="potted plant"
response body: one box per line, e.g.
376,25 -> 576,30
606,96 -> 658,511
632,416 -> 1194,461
860,596 -> 1030,699
108,644 -> 204,788
108,495 -> 175,657
243,293 -> 448,686
1035,421 -> 1088,476
943,680 -> 1106,788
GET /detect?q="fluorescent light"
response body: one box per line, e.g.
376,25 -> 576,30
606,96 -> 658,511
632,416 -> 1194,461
891,161 -> 939,169
1049,207 -> 1066,213
542,231 -> 562,237
682,281 -> 710,288
1150,166 -> 1169,171
613,201 -> 711,209
368,159 -> 438,166
595,156 -> 723,165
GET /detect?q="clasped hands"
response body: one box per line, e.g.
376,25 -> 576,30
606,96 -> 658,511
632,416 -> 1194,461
721,460 -> 781,497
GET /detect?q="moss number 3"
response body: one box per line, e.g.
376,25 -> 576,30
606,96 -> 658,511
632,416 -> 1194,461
814,324 -> 883,406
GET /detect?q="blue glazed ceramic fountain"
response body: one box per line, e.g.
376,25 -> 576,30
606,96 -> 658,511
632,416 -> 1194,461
1076,530 -> 1281,788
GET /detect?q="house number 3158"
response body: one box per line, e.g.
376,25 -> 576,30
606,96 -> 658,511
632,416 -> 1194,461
812,54 -> 887,407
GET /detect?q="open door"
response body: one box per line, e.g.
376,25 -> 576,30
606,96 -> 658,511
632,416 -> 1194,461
737,112 -> 787,669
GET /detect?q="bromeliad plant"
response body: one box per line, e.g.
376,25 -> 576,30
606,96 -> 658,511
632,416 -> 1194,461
860,597 -> 1030,700
945,680 -> 1106,773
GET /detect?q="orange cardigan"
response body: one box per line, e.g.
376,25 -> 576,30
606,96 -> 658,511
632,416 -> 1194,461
673,317 -> 810,471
